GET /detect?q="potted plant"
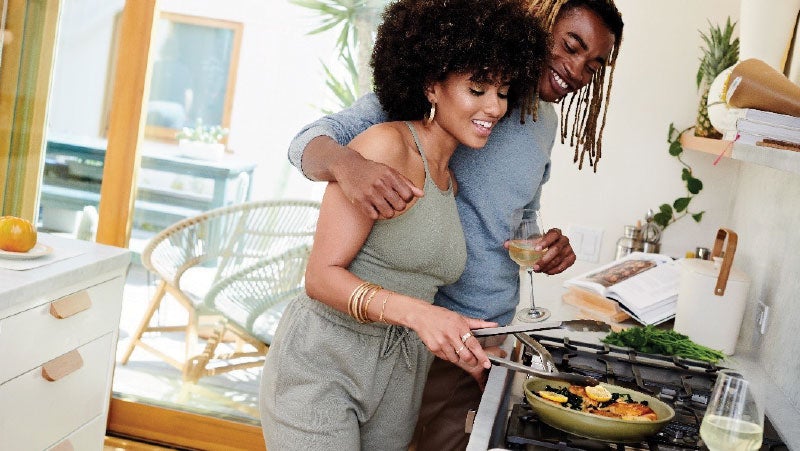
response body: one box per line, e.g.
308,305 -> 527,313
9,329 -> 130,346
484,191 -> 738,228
176,119 -> 229,161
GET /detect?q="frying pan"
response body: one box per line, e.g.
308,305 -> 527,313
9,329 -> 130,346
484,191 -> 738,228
523,378 -> 675,443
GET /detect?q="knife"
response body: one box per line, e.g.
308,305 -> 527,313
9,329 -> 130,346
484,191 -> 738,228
472,319 -> 610,337
488,355 -> 599,386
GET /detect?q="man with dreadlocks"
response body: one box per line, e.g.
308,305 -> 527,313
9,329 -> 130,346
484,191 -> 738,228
286,0 -> 623,448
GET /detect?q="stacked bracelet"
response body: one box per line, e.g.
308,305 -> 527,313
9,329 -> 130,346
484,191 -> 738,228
348,282 -> 382,323
378,293 -> 392,324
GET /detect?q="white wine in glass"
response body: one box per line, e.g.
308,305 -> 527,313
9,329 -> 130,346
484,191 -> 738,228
700,370 -> 764,451
509,208 -> 550,322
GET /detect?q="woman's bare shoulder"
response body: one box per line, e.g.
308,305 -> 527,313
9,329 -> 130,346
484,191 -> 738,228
349,122 -> 412,167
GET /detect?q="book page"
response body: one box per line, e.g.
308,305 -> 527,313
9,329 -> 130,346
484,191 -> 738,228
608,262 -> 681,311
564,252 -> 672,296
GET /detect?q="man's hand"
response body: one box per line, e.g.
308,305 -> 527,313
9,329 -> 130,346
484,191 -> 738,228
531,228 -> 576,275
332,149 -> 424,220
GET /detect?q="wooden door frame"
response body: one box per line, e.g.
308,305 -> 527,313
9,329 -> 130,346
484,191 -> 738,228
0,0 -> 59,220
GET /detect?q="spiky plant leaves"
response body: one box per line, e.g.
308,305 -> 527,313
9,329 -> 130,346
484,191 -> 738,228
695,18 -> 739,138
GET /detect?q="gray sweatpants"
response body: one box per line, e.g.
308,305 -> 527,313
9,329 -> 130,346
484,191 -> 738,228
260,295 -> 434,450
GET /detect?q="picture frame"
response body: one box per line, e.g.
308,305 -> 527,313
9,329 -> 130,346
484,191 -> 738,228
144,12 -> 242,142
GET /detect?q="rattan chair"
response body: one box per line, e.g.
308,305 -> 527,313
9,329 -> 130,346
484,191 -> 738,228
183,244 -> 312,382
119,199 -> 320,381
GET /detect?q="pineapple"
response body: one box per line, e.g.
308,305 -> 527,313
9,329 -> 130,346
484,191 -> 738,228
695,18 -> 739,139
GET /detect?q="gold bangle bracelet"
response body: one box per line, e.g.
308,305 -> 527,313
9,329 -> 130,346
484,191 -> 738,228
348,282 -> 371,319
360,287 -> 381,323
378,293 -> 392,324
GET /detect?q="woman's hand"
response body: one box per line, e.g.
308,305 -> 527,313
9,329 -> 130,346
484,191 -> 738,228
333,150 -> 424,220
412,305 -> 496,369
454,345 -> 507,390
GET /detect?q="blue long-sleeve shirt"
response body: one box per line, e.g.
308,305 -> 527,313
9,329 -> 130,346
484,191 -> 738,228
287,93 -> 556,325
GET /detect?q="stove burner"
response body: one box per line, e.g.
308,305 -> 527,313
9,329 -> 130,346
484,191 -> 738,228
503,333 -> 787,451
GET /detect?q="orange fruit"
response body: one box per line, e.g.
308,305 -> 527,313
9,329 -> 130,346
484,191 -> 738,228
0,216 -> 38,252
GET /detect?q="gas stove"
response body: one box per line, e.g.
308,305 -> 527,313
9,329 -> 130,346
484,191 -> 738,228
467,333 -> 788,451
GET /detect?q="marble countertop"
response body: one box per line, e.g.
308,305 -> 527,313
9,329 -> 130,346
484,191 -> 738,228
0,234 -> 131,315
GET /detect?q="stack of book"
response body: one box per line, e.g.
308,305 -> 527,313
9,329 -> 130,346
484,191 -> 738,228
722,108 -> 800,151
563,252 -> 680,326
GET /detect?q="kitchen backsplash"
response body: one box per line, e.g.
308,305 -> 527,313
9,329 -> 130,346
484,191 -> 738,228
728,162 -> 800,416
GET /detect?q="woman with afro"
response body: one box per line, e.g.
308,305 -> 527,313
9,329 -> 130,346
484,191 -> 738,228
259,0 -> 548,448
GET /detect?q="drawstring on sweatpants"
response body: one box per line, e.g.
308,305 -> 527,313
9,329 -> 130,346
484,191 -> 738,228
380,325 -> 413,370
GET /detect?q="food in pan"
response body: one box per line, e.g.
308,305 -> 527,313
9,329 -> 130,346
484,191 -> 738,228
537,384 -> 658,421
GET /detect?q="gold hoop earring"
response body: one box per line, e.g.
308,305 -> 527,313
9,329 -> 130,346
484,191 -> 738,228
425,102 -> 436,125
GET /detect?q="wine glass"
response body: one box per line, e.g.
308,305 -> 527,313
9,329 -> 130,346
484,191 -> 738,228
700,369 -> 764,451
509,208 -> 550,322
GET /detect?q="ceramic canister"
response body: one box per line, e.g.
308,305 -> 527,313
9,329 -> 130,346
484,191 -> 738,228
673,229 -> 751,355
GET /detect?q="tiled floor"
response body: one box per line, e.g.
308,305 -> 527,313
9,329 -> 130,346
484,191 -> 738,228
112,263 -> 262,424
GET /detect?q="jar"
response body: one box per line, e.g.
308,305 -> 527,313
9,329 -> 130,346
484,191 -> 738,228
615,225 -> 644,260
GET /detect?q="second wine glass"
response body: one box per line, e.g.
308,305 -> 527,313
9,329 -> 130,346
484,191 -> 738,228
509,208 -> 550,322
699,369 -> 764,451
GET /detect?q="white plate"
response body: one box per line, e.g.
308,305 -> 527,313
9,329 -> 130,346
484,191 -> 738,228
0,242 -> 54,260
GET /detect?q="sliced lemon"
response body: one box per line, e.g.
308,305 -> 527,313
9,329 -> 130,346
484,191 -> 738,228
538,390 -> 568,403
585,385 -> 612,402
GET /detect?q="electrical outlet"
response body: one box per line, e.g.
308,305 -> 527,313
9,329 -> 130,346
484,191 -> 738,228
567,225 -> 603,263
755,301 -> 770,335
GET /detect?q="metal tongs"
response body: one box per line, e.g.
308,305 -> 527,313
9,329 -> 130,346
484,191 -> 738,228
472,319 -> 610,337
477,319 -> 611,386
488,354 -> 599,386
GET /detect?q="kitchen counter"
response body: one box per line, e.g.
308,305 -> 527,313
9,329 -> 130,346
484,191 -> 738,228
0,234 -> 131,313
468,280 -> 799,450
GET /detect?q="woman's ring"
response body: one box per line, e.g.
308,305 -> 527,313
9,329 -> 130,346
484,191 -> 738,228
460,332 -> 472,343
455,345 -> 466,355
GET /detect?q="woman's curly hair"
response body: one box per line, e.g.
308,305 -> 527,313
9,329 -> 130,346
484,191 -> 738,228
370,0 -> 549,122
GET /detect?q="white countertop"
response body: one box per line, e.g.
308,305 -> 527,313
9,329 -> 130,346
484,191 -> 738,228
0,234 -> 131,315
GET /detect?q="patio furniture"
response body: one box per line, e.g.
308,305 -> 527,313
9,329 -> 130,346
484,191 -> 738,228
119,199 -> 320,382
183,244 -> 311,382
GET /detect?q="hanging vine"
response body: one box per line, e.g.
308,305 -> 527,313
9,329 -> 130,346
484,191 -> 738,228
652,123 -> 705,230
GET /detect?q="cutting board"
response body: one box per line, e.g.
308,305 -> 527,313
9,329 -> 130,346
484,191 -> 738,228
561,287 -> 631,324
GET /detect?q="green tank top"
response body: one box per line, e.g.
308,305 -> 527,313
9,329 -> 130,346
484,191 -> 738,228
348,122 -> 466,302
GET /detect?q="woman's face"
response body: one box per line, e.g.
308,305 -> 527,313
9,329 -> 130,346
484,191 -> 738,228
538,6 -> 616,103
429,73 -> 509,149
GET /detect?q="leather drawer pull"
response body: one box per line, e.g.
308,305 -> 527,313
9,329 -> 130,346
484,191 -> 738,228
41,350 -> 84,381
50,439 -> 74,451
49,290 -> 92,319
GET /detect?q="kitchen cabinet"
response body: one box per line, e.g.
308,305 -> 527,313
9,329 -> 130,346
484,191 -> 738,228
680,131 -> 800,174
0,235 -> 130,451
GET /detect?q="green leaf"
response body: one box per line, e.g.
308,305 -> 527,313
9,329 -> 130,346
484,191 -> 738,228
653,212 -> 671,228
659,203 -> 673,215
673,197 -> 691,212
669,141 -> 683,156
681,168 -> 691,180
687,177 -> 703,194
692,212 -> 705,222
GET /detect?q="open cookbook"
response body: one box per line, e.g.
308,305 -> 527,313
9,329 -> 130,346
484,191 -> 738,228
563,252 -> 680,325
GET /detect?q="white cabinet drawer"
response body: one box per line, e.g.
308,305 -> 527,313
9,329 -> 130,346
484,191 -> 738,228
0,276 -> 124,383
0,333 -> 115,451
46,414 -> 106,451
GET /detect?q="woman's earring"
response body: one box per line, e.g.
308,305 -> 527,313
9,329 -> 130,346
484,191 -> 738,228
425,102 -> 436,125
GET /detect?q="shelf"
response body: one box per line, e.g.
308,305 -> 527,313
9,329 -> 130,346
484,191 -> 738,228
680,131 -> 800,175
679,132 -> 734,158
